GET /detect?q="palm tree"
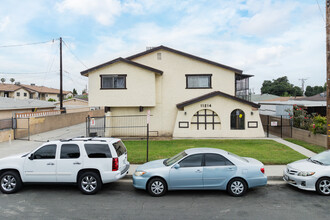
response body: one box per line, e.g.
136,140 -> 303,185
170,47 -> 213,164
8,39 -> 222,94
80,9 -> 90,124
1,78 -> 5,83
10,78 -> 15,84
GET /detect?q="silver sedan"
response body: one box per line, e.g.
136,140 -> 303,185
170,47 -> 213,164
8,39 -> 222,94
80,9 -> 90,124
283,150 -> 330,195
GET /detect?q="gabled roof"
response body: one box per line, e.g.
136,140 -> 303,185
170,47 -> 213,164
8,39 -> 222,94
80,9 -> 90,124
176,91 -> 260,110
20,84 -> 71,95
126,45 -> 243,74
0,83 -> 23,92
80,57 -> 163,76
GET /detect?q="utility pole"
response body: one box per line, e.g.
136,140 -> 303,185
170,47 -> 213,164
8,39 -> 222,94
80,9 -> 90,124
60,37 -> 63,112
326,0 -> 330,149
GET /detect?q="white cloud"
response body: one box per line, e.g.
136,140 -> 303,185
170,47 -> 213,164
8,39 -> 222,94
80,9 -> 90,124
0,16 -> 10,32
57,0 -> 122,25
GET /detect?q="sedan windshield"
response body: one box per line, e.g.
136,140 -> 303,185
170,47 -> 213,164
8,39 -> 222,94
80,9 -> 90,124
309,151 -> 330,166
163,151 -> 187,166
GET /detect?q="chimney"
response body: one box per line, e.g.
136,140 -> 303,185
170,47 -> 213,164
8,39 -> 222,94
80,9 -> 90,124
15,82 -> 20,85
31,83 -> 35,86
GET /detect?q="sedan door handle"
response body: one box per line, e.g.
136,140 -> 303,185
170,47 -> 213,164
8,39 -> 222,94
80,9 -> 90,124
73,162 -> 81,165
195,169 -> 202,173
47,163 -> 55,166
227,167 -> 235,171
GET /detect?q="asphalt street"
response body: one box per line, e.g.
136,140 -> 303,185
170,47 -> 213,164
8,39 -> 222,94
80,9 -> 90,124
0,180 -> 328,220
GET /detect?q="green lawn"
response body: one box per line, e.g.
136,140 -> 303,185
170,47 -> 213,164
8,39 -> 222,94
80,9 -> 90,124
284,138 -> 326,154
123,139 -> 306,165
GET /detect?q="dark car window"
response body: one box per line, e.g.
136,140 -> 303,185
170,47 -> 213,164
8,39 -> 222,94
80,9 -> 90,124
205,153 -> 234,166
113,141 -> 127,157
33,144 -> 57,159
60,144 -> 80,159
84,144 -> 112,158
179,154 -> 203,167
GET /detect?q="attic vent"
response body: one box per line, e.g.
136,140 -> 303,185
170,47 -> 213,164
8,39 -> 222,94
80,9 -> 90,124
157,52 -> 162,60
146,47 -> 155,51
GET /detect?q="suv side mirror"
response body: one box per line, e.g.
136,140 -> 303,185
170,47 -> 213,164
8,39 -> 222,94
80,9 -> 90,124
29,154 -> 34,160
173,164 -> 180,169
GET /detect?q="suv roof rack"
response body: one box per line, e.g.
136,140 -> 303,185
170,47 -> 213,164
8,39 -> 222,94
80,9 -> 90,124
59,137 -> 107,142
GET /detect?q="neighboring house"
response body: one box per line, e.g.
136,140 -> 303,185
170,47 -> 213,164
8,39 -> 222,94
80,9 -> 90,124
81,45 -> 264,138
0,84 -> 31,100
256,94 -> 326,116
0,83 -> 72,101
21,84 -> 72,101
0,97 -> 56,120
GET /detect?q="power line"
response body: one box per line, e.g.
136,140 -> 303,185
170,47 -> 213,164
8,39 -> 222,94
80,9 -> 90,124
0,39 -> 56,48
0,71 -> 58,75
62,40 -> 88,68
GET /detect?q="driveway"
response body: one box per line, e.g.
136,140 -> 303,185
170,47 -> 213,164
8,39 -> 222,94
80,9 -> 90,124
0,123 -> 86,158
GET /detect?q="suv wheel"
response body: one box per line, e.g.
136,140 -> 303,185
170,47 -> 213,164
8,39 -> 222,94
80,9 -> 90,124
147,178 -> 167,197
316,177 -> 330,196
227,178 -> 247,197
78,172 -> 102,195
0,171 -> 22,194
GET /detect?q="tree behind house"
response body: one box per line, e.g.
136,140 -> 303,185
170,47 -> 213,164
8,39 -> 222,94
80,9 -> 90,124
261,76 -> 303,96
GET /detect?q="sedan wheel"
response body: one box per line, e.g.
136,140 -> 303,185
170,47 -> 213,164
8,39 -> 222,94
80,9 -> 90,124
78,172 -> 101,195
0,171 -> 22,194
227,178 -> 247,197
147,178 -> 167,197
316,177 -> 330,196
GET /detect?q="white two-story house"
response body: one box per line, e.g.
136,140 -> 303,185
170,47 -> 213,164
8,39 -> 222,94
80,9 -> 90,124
81,46 -> 264,138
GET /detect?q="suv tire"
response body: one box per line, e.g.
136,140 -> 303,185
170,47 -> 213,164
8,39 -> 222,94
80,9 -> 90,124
147,178 -> 167,197
316,177 -> 330,196
0,171 -> 22,194
227,178 -> 247,197
78,172 -> 102,195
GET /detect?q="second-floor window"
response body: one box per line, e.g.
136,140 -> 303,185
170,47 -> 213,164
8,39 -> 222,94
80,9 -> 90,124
101,74 -> 127,89
186,74 -> 212,89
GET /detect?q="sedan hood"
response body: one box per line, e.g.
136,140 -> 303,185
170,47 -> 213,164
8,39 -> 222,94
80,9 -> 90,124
288,159 -> 323,171
136,159 -> 166,171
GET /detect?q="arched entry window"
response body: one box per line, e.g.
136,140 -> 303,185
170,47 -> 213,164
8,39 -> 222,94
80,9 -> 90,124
231,109 -> 245,130
191,109 -> 221,130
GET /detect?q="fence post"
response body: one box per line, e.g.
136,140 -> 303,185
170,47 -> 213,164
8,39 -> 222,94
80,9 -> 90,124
281,115 -> 283,138
28,118 -> 30,141
146,123 -> 149,162
267,115 -> 269,137
104,115 -> 106,137
86,115 -> 90,137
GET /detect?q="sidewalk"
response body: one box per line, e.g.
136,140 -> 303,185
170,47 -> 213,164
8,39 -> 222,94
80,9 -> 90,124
0,123 -> 316,182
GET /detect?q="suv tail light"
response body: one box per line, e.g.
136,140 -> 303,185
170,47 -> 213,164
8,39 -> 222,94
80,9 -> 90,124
112,157 -> 119,171
260,167 -> 265,174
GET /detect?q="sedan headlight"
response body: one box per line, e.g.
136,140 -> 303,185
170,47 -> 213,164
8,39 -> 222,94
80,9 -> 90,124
134,171 -> 147,176
297,171 -> 315,177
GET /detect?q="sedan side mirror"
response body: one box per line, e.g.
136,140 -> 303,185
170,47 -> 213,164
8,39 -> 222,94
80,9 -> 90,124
173,164 -> 180,169
28,154 -> 34,160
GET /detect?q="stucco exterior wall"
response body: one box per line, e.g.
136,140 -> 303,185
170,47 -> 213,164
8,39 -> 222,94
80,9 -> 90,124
12,88 -> 30,100
173,96 -> 264,138
85,48 -> 263,137
88,62 -> 156,107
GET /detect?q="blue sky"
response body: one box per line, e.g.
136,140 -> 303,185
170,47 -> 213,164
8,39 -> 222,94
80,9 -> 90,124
0,0 -> 326,94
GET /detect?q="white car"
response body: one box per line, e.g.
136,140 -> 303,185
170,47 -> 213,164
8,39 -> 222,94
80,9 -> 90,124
0,137 -> 130,195
283,150 -> 330,196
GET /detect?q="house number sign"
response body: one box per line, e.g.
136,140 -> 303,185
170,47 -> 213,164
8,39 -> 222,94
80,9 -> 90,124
200,104 -> 211,108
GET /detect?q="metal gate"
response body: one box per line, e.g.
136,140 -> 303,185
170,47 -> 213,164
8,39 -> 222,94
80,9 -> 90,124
86,115 -> 149,138
260,114 -> 292,138
14,118 -> 30,140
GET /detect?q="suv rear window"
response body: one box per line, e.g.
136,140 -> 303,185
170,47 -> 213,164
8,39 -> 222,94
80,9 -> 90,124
84,144 -> 112,158
113,141 -> 127,157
